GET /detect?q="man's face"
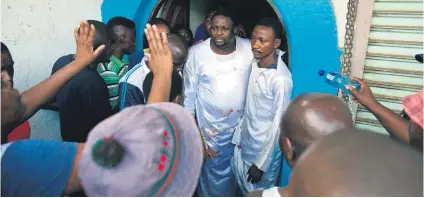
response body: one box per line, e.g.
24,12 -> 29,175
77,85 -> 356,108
1,72 -> 25,126
1,52 -> 14,80
210,15 -> 235,49
121,27 -> 136,55
205,11 -> 215,35
251,25 -> 280,59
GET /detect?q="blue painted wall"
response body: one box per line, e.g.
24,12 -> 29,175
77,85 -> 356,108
101,0 -> 341,188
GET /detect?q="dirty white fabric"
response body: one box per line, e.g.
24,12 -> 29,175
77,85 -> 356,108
262,186 -> 281,197
183,37 -> 253,196
232,50 -> 292,195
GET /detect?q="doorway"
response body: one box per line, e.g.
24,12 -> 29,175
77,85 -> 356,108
149,0 -> 289,59
101,0 -> 342,186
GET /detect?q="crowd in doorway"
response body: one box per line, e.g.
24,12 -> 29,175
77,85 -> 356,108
1,4 -> 423,197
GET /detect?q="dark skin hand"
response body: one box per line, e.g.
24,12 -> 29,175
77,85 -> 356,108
347,78 -> 410,143
247,164 -> 264,184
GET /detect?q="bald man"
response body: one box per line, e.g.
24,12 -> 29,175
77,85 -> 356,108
251,129 -> 423,197
118,33 -> 188,109
287,129 -> 423,196
248,93 -> 353,196
279,93 -> 353,167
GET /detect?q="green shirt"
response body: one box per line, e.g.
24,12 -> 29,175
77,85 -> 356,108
97,56 -> 129,109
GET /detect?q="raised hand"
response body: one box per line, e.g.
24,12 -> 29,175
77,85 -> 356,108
247,164 -> 264,184
346,77 -> 378,108
74,21 -> 105,66
144,24 -> 173,77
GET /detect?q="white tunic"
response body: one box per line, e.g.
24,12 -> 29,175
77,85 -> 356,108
183,37 -> 253,196
232,50 -> 293,195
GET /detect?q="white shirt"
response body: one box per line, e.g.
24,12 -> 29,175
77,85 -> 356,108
183,37 -> 253,149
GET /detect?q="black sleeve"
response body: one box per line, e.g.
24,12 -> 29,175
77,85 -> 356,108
118,82 -> 146,109
82,79 -> 113,128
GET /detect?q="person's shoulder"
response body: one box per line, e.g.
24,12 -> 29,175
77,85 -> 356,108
236,37 -> 253,56
1,140 -> 79,197
52,54 -> 75,74
121,61 -> 149,89
189,39 -> 208,53
237,37 -> 252,48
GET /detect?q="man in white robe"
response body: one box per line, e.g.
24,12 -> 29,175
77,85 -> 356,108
232,17 -> 293,196
183,10 -> 253,197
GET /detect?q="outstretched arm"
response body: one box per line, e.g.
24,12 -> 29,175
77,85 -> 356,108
20,21 -> 105,123
347,78 -> 410,143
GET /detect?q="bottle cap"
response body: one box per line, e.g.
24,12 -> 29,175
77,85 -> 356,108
91,137 -> 125,169
318,70 -> 325,76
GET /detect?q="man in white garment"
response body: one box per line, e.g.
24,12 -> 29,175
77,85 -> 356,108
232,17 -> 293,196
183,9 -> 253,197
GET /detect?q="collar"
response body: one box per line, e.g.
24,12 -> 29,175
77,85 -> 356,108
109,55 -> 128,65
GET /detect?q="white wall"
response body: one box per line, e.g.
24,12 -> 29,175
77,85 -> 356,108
1,0 -> 102,140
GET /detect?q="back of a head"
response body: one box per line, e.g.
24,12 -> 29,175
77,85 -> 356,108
143,71 -> 183,103
255,17 -> 283,40
149,18 -> 170,30
290,129 -> 423,197
85,20 -> 108,49
1,42 -> 11,57
281,94 -> 353,148
168,34 -> 188,66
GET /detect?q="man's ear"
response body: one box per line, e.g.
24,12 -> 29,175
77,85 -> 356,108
274,38 -> 281,49
119,35 -> 125,44
281,137 -> 294,167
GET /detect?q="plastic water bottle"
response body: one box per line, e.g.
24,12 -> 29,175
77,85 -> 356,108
318,70 -> 361,94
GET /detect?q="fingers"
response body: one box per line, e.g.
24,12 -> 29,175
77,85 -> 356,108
92,45 -> 105,58
160,31 -> 169,52
82,21 -> 89,42
153,25 -> 165,52
74,26 -> 79,43
346,85 -> 358,96
247,174 -> 252,183
87,24 -> 96,46
145,24 -> 158,55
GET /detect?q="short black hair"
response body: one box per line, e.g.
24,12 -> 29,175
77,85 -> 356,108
211,9 -> 236,28
84,20 -> 108,49
143,71 -> 183,102
255,17 -> 283,39
149,18 -> 170,29
106,17 -> 136,44
1,42 -> 10,55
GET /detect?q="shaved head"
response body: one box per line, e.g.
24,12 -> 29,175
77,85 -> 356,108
287,129 -> 423,197
280,94 -> 353,167
168,34 -> 188,70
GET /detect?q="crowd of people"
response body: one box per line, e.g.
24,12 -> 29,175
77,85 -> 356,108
1,6 -> 423,197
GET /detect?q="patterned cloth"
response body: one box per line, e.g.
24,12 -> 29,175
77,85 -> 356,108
402,89 -> 423,128
98,56 -> 129,109
78,103 -> 204,196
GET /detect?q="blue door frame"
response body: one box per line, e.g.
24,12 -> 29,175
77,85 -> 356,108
101,0 -> 342,187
